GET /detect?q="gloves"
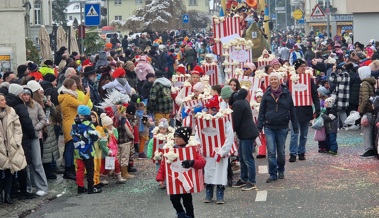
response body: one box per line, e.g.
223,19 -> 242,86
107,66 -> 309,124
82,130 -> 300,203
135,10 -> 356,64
181,160 -> 195,168
108,150 -> 113,156
328,114 -> 336,120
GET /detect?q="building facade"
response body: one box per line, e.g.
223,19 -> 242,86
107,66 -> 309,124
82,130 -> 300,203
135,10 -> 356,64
304,0 -> 352,37
28,0 -> 53,47
346,0 -> 379,44
0,0 -> 28,71
107,0 -> 210,25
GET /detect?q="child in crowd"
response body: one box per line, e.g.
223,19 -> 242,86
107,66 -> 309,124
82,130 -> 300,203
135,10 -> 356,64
136,102 -> 154,159
156,127 -> 206,218
90,111 -> 104,189
99,113 -> 127,184
252,89 -> 266,159
71,105 -> 101,194
321,97 -> 338,155
125,104 -> 138,172
147,118 -> 170,171
317,86 -> 330,153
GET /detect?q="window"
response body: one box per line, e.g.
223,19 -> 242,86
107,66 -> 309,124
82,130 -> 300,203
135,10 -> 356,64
135,0 -> 142,4
205,0 -> 209,6
115,0 -> 122,5
189,0 -> 197,6
34,1 -> 41,25
115,16 -> 122,20
74,4 -> 80,10
69,15 -> 73,20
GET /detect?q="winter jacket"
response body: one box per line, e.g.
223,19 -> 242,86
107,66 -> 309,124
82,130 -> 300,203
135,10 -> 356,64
26,100 -> 47,138
141,80 -> 153,100
329,71 -> 350,110
231,89 -> 259,140
58,88 -> 90,143
76,89 -> 93,109
258,85 -> 298,132
359,77 -> 376,114
102,78 -> 132,96
55,47 -> 66,66
0,106 -> 27,173
126,69 -> 138,90
42,105 -> 60,164
40,80 -> 59,106
147,78 -> 173,114
98,73 -> 112,99
117,118 -> 134,144
71,120 -> 99,160
184,48 -> 196,64
135,57 -> 155,81
39,65 -> 55,76
321,107 -> 338,134
6,94 -> 35,164
292,78 -> 320,122
156,145 -> 206,182
82,77 -> 102,107
348,71 -> 361,107
138,37 -> 148,51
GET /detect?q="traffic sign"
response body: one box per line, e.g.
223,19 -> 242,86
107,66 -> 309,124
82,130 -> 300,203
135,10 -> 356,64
275,7 -> 285,11
293,9 -> 303,20
182,14 -> 189,24
311,4 -> 325,17
271,14 -> 276,20
84,3 -> 101,26
334,35 -> 341,42
298,19 -> 305,24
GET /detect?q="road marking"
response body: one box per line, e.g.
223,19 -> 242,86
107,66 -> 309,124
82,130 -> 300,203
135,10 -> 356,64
255,190 -> 267,202
258,165 -> 268,174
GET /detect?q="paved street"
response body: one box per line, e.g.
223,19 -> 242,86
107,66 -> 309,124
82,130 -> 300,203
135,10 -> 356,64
2,128 -> 379,218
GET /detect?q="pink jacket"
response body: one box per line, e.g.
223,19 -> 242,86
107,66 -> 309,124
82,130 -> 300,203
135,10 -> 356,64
135,56 -> 155,81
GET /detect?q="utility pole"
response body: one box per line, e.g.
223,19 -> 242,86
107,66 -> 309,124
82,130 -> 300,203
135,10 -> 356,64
326,0 -> 330,38
79,1 -> 84,54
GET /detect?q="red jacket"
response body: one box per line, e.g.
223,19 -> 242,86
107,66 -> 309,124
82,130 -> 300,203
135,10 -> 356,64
156,146 -> 206,182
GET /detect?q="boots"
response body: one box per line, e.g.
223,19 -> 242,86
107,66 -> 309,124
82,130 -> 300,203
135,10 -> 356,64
128,160 -> 137,172
115,173 -> 126,184
87,185 -> 102,194
216,185 -> 225,204
100,174 -> 109,185
77,186 -> 88,194
5,194 -> 13,204
63,167 -> 76,180
204,184 -> 214,203
176,212 -> 187,218
121,166 -> 134,179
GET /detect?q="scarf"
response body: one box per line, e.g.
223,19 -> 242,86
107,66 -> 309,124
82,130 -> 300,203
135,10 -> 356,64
0,108 -> 8,144
272,85 -> 282,100
58,85 -> 78,98
136,109 -> 145,132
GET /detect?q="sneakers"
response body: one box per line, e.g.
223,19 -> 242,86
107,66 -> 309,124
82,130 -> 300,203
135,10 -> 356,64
138,152 -> 148,160
266,177 -> 278,183
241,182 -> 257,191
360,150 -> 377,158
278,172 -> 284,179
298,153 -> 306,160
232,179 -> 247,188
328,150 -> 338,156
88,187 -> 102,194
289,155 -> 296,162
36,190 -> 47,196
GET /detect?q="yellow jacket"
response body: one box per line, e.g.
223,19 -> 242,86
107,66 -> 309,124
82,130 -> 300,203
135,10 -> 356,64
76,89 -> 93,109
58,91 -> 90,143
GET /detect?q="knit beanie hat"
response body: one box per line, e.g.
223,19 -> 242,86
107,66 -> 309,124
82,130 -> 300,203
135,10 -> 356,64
271,59 -> 281,67
125,61 -> 134,69
43,74 -> 57,82
8,84 -> 23,96
358,66 -> 371,80
158,118 -> 169,129
293,59 -> 306,70
317,86 -> 329,97
44,60 -> 53,66
100,113 -> 113,126
27,62 -> 38,72
176,64 -> 186,74
112,68 -> 126,78
193,82 -> 204,93
193,65 -> 204,75
269,72 -> 282,81
126,104 -> 136,116
255,88 -> 263,97
17,65 -> 28,77
174,127 -> 192,144
221,85 -> 233,99
244,63 -> 256,71
325,97 -> 335,108
77,105 -> 91,116
27,80 -> 43,92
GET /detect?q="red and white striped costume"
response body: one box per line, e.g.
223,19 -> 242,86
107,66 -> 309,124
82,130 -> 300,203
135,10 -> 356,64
288,73 -> 313,106
212,16 -> 241,55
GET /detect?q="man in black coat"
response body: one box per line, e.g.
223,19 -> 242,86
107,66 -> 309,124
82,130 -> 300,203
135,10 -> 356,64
6,84 -> 36,199
221,86 -> 259,191
141,73 -> 155,100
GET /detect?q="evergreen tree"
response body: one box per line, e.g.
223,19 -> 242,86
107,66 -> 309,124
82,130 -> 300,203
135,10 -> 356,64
124,0 -> 186,32
187,10 -> 211,29
52,0 -> 70,29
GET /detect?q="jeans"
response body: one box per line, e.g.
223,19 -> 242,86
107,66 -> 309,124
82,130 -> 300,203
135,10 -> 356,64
290,121 -> 310,156
64,140 -> 75,168
265,128 -> 288,179
326,133 -> 338,152
238,139 -> 256,184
